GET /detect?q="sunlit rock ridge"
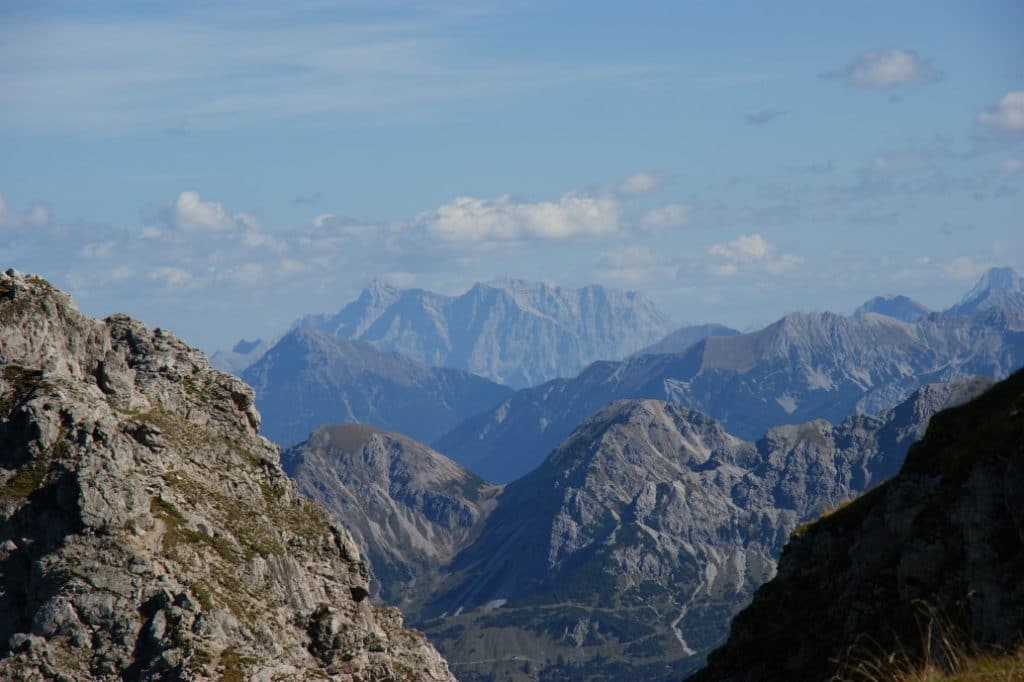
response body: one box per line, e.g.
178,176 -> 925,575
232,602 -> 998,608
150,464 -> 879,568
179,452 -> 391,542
0,270 -> 454,681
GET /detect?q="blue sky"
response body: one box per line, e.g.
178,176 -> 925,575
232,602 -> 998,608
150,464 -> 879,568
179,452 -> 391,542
1,0 -> 1022,350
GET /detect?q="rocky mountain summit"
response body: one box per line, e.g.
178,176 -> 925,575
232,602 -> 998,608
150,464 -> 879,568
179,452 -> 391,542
243,327 -> 511,448
946,265 -> 1024,317
693,368 -> 1024,681
295,279 -> 673,388
0,270 -> 453,680
853,294 -> 931,323
299,374 -> 989,680
437,269 -> 1023,483
282,424 -> 499,611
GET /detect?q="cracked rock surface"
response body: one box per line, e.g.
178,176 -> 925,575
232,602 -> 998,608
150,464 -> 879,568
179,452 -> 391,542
0,270 -> 454,681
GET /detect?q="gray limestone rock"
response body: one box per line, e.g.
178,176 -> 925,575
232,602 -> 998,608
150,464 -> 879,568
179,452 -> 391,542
0,270 -> 454,681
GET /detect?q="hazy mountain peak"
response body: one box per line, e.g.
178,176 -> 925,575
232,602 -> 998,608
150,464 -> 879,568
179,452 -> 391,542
948,265 -> 1024,317
295,278 -> 673,387
854,294 -> 931,323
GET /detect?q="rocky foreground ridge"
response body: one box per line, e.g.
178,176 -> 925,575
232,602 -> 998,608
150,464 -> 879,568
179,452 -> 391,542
0,270 -> 453,680
693,367 -> 1024,681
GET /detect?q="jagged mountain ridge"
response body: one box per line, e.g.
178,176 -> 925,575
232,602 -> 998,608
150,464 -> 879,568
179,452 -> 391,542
243,326 -> 512,448
0,270 -> 454,680
419,379 -> 990,681
292,373 -> 990,681
437,269 -> 1024,483
693,368 -> 1024,681
295,279 -> 674,388
282,424 -> 500,610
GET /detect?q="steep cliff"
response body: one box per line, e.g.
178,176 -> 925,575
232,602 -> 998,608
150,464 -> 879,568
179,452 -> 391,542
693,368 -> 1024,681
0,270 -> 453,680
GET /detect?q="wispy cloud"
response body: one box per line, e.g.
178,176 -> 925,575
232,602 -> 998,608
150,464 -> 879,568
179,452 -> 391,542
823,49 -> 938,89
708,233 -> 801,276
978,91 -> 1024,134
745,109 -> 787,125
0,6 -> 662,132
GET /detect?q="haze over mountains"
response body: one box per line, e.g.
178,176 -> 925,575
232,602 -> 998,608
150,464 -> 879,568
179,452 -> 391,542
287,374 -> 990,680
294,279 -> 674,388
437,268 -> 1024,482
242,327 -> 512,448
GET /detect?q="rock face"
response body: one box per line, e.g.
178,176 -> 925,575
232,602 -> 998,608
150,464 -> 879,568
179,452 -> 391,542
282,424 -> 499,611
854,294 -> 931,323
635,323 -> 740,355
301,377 -> 989,681
296,279 -> 673,388
693,368 -> 1024,682
0,271 -> 454,681
242,327 -> 512,448
437,271 -> 1024,483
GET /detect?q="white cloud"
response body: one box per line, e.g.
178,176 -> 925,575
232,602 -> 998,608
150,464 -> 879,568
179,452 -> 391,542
80,241 -> 115,259
708,233 -> 801,276
978,91 -> 1024,133
148,266 -> 192,289
1003,157 -> 1023,174
641,203 -> 690,231
0,194 -> 50,230
161,190 -> 243,233
419,193 -> 622,242
827,49 -> 935,89
617,172 -> 662,197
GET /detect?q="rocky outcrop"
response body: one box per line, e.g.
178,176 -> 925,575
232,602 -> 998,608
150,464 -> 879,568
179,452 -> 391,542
282,424 -> 499,610
693,368 -> 1024,681
0,270 -> 454,680
243,327 -> 511,448
295,279 -> 673,388
437,269 -> 1023,483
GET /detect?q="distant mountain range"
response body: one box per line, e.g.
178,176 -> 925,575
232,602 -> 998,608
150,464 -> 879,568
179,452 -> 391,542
293,279 -> 674,388
436,268 -> 1024,483
209,337 -> 272,374
242,327 -> 512,447
288,376 -> 990,680
693,368 -> 1024,681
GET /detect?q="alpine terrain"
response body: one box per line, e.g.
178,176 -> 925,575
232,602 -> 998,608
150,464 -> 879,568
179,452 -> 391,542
693,367 -> 1024,681
291,374 -> 989,680
0,270 -> 454,680
295,279 -> 674,388
437,267 -> 1024,483
243,326 -> 512,448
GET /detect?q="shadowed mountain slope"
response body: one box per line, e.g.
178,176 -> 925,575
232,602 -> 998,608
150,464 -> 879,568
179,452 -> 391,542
693,367 -> 1024,681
